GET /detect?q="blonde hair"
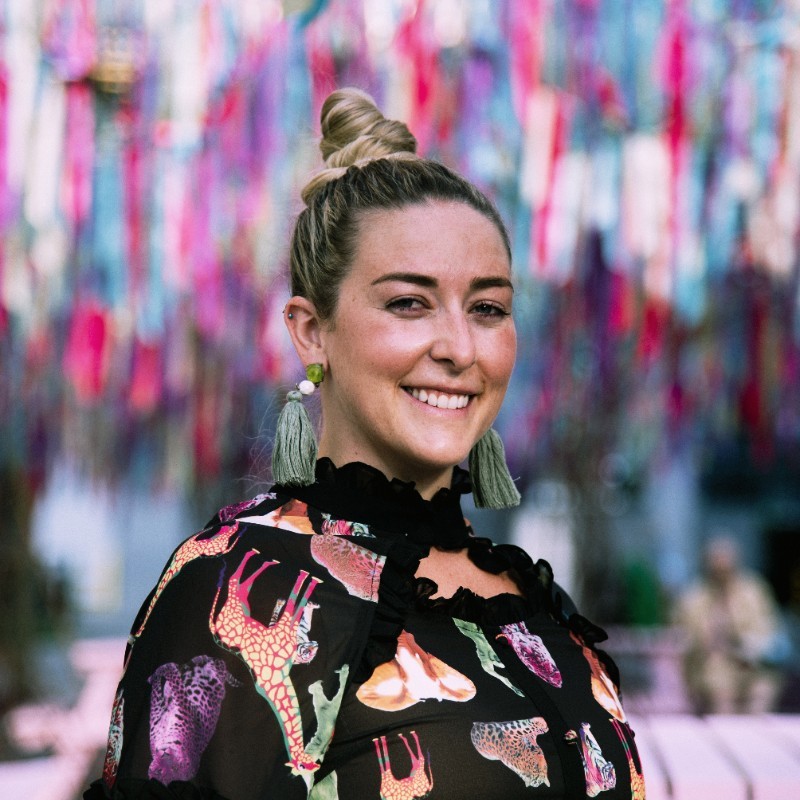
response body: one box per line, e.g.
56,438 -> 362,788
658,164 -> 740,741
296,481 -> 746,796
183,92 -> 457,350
290,88 -> 510,321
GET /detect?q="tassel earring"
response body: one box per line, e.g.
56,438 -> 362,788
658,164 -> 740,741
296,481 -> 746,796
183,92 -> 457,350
469,428 -> 521,509
271,363 -> 324,486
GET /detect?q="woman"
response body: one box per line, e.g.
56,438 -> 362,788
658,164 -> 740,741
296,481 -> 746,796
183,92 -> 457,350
86,88 -> 644,799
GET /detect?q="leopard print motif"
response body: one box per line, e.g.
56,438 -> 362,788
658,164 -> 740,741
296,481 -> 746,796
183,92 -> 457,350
310,532 -> 384,602
148,655 -> 241,783
470,717 -> 550,788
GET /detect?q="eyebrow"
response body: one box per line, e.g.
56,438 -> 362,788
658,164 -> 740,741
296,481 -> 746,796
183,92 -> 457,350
371,272 -> 515,292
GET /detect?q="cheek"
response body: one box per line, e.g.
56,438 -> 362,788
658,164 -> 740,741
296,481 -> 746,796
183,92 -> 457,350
483,327 -> 517,388
330,318 -> 424,382
359,326 -> 429,375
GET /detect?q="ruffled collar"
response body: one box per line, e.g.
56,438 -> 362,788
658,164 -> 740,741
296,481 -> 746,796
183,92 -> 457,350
281,457 -> 473,549
271,458 -> 613,684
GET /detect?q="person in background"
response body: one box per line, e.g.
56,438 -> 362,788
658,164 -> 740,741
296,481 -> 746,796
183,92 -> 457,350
676,534 -> 785,714
85,88 -> 644,800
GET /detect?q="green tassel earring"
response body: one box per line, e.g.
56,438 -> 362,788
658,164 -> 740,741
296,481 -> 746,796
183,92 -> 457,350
271,363 -> 324,486
469,428 -> 521,509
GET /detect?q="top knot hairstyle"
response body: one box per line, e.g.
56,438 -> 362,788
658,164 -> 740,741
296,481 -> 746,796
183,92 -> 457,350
279,88 -> 521,506
290,87 -> 511,322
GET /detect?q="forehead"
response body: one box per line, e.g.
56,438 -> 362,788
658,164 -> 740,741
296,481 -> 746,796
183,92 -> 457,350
350,201 -> 511,281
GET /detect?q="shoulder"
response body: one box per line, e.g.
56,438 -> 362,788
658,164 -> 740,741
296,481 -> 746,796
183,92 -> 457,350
212,491 -> 385,547
128,490 -> 391,653
109,491 -> 383,798
178,489 -> 393,598
123,491 -> 390,693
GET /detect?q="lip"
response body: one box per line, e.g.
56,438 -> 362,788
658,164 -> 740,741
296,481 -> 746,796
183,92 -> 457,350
403,386 -> 474,410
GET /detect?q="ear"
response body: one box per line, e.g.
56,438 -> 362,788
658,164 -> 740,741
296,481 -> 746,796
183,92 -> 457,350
284,295 -> 326,370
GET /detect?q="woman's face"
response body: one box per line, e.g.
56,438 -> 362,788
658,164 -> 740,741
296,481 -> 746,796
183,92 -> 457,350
312,201 -> 516,493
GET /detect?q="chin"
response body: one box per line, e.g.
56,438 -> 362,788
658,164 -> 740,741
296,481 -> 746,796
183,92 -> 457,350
402,444 -> 471,477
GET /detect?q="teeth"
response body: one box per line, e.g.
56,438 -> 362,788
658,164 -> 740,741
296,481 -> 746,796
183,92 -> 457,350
408,388 -> 471,409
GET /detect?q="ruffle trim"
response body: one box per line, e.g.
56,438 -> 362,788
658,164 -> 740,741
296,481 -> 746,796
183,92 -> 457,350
353,534 -> 423,683
279,458 -> 473,549
84,778 -> 229,800
415,537 -> 610,648
355,532 -> 613,683
275,459 -> 616,688
314,457 -> 472,507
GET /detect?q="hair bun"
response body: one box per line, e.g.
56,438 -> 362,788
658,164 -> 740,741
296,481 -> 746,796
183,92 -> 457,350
301,89 -> 417,204
319,87 -> 417,166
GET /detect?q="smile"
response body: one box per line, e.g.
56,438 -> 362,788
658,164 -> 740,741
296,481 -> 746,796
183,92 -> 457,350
405,387 -> 472,409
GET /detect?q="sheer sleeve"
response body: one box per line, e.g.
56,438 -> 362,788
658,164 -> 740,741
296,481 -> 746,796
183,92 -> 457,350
85,513 -> 380,800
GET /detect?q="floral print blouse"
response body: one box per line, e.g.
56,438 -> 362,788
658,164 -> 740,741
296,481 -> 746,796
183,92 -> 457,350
85,459 -> 645,799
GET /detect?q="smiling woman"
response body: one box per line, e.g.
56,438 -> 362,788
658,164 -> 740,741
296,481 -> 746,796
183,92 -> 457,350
286,201 -> 516,497
86,89 -> 644,800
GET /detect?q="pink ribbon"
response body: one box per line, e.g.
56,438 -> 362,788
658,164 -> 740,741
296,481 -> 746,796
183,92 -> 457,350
61,82 -> 94,228
63,300 -> 113,404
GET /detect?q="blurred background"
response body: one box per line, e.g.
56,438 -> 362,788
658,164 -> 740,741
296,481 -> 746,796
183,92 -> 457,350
2,0 -> 800,795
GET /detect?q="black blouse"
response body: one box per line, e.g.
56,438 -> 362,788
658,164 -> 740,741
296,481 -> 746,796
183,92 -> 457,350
85,459 -> 645,799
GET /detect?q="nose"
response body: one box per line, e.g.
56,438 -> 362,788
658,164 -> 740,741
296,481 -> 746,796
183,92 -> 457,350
429,309 -> 476,371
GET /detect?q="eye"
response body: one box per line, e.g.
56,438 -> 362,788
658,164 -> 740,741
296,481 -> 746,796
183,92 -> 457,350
471,301 -> 510,318
386,297 -> 427,314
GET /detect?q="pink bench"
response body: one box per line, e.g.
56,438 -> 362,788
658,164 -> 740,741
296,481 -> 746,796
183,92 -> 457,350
632,713 -> 800,799
0,638 -> 125,800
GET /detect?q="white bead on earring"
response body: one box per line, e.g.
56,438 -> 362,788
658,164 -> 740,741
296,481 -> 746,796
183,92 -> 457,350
298,380 -> 316,395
